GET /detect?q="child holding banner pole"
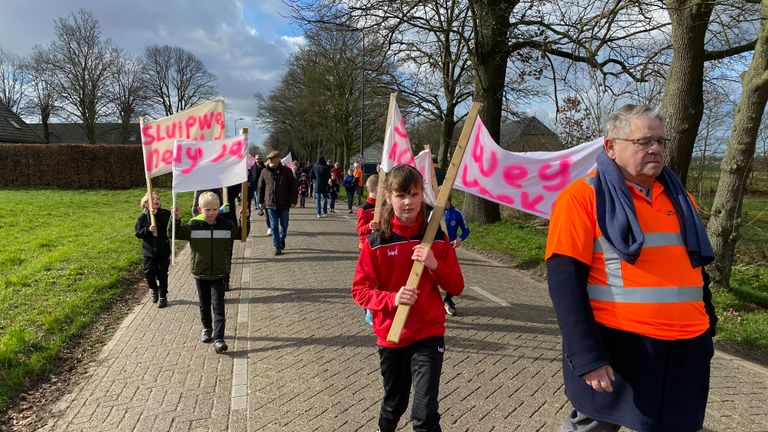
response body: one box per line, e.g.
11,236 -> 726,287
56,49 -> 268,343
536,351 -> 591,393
352,165 -> 464,432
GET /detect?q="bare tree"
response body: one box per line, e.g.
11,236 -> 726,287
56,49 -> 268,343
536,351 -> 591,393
142,45 -> 217,116
25,46 -> 61,142
44,9 -> 117,143
111,52 -> 150,143
0,47 -> 29,115
706,0 -> 768,290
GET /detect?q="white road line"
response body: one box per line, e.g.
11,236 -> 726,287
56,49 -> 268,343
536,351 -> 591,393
469,285 -> 510,307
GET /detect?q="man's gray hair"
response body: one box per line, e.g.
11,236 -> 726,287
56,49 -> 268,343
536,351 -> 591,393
604,104 -> 663,138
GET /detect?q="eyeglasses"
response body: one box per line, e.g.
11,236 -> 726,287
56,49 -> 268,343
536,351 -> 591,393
612,137 -> 670,150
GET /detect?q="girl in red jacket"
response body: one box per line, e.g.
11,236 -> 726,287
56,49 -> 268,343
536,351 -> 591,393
352,164 -> 464,432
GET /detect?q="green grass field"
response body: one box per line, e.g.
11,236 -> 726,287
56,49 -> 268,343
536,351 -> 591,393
0,188 -> 193,413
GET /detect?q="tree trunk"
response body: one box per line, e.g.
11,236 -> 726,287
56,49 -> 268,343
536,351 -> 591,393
660,0 -> 715,186
439,106 -> 457,171
706,1 -> 768,290
462,0 -> 517,223
41,107 -> 50,143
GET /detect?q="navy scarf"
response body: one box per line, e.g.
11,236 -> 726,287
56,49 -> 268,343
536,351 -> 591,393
594,152 -> 714,267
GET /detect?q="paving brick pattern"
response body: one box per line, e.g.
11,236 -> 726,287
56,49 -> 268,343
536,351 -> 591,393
38,206 -> 768,431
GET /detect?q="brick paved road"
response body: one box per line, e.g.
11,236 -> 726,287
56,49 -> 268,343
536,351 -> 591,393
38,206 -> 768,431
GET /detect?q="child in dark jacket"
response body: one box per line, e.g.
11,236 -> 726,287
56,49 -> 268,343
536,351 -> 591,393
298,173 -> 310,208
342,169 -> 357,213
352,165 -> 464,432
328,172 -> 340,212
135,192 -> 172,308
171,192 -> 249,354
442,193 -> 470,316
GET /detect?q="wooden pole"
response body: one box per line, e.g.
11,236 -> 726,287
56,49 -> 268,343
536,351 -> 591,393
139,116 -> 157,237
240,127 -> 248,242
386,101 -> 481,343
373,93 -> 398,224
424,145 -> 448,235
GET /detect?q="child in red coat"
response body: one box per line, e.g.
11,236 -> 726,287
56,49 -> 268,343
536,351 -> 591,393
352,164 -> 464,432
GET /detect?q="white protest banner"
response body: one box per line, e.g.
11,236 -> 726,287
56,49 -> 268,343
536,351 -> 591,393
454,116 -> 604,219
380,97 -> 414,173
281,152 -> 294,174
141,98 -> 225,178
172,135 -> 248,193
413,149 -> 437,207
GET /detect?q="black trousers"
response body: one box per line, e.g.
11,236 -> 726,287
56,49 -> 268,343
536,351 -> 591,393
143,256 -> 169,297
195,278 -> 226,340
378,337 -> 444,432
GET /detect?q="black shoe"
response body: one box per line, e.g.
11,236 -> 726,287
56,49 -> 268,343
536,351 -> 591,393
275,248 -> 282,256
158,297 -> 168,308
151,290 -> 159,304
348,209 -> 353,214
444,298 -> 456,316
257,209 -> 264,216
281,239 -> 285,249
201,328 -> 213,343
213,339 -> 228,353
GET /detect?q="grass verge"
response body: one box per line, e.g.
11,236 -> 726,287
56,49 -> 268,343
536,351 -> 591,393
0,188 -> 193,414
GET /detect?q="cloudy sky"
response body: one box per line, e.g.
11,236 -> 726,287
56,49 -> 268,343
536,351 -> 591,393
0,0 -> 303,145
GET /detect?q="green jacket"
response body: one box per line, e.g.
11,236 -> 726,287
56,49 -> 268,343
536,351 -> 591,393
171,214 -> 249,280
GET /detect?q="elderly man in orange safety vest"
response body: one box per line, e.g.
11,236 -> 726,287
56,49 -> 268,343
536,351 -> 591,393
546,104 -> 717,432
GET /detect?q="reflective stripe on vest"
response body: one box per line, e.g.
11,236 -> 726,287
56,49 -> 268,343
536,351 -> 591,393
590,233 -> 699,304
190,230 -> 232,239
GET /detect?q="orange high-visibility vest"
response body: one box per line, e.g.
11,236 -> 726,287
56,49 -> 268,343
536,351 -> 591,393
545,173 -> 709,340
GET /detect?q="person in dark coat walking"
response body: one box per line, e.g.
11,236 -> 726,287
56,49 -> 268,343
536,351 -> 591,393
248,154 -> 266,216
258,150 -> 298,255
135,192 -> 172,308
312,156 -> 331,218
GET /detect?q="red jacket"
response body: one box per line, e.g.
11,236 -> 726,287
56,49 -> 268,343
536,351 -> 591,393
356,197 -> 376,248
352,215 -> 464,347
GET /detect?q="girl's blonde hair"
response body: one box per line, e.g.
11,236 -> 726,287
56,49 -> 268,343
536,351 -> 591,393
379,165 -> 426,239
140,192 -> 159,210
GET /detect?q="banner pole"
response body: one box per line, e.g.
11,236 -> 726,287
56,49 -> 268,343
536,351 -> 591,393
240,127 -> 249,242
171,191 -> 176,266
424,145 -> 448,235
139,116 -> 158,237
386,101 -> 481,343
373,93 -> 398,224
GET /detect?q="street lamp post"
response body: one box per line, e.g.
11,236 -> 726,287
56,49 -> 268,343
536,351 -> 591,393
359,32 -> 365,162
234,117 -> 245,136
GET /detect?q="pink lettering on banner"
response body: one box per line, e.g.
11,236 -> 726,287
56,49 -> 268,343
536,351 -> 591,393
185,116 -> 198,138
181,146 -> 204,174
471,127 -> 498,177
387,140 -> 414,166
211,144 -> 228,163
214,112 -> 225,139
538,158 -> 572,192
141,124 -> 155,145
394,118 -> 409,139
521,191 -> 545,214
502,164 -> 528,188
228,139 -> 245,159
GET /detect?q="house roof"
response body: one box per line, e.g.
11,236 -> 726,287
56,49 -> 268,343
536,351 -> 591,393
28,123 -> 141,144
0,101 -> 46,143
498,116 -> 564,152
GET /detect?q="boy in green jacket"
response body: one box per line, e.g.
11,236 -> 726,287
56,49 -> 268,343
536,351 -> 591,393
171,191 -> 249,354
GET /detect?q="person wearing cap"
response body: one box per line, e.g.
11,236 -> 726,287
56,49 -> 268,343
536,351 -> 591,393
258,150 -> 297,256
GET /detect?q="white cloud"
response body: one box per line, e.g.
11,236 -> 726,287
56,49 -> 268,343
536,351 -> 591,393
0,0 -> 300,146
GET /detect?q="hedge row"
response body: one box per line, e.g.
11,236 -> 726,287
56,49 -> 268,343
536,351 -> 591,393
0,144 -> 149,189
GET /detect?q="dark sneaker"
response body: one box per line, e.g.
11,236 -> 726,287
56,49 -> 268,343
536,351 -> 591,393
151,290 -> 159,304
275,248 -> 282,256
201,328 -> 213,343
158,297 -> 168,308
213,339 -> 228,354
444,298 -> 456,316
348,209 -> 353,214
257,209 -> 264,216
